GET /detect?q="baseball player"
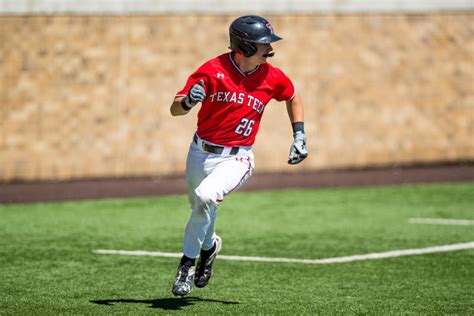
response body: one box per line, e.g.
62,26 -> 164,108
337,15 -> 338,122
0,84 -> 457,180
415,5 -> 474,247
170,15 -> 307,296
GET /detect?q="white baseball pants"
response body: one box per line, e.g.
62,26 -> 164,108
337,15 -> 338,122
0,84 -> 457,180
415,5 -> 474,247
182,136 -> 254,259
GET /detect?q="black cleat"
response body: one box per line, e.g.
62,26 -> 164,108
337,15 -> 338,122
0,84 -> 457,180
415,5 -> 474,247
194,235 -> 222,288
172,261 -> 195,296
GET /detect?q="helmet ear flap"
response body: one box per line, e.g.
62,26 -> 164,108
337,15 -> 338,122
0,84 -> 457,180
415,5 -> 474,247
239,40 -> 257,57
230,33 -> 257,57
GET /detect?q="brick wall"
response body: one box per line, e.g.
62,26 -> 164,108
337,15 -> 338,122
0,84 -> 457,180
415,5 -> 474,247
0,14 -> 473,181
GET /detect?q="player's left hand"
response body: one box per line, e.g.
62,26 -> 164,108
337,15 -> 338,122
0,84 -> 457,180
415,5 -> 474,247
288,132 -> 308,165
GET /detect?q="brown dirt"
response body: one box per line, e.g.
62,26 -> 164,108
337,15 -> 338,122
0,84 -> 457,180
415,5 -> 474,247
1,163 -> 473,204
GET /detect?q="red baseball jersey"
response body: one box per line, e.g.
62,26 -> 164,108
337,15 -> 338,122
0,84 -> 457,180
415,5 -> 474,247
176,52 -> 295,146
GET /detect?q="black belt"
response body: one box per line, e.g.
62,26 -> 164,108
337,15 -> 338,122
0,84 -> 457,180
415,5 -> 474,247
193,134 -> 240,155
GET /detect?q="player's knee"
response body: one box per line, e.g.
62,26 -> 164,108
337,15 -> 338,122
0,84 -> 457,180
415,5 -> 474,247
194,187 -> 217,208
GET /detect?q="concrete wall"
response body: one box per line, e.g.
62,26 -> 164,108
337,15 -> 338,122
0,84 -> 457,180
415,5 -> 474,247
1,13 -> 473,181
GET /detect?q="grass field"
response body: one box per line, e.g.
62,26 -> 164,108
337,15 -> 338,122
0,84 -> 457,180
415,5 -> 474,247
1,182 -> 473,314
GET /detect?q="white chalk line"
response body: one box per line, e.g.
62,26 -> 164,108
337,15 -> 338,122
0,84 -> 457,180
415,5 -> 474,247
94,241 -> 474,265
409,218 -> 474,226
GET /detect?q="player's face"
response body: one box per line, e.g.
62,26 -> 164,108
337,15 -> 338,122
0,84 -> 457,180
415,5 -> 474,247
253,43 -> 274,64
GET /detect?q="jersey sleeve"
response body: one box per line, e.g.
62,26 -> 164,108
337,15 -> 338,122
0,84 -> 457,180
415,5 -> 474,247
175,64 -> 210,98
273,68 -> 296,102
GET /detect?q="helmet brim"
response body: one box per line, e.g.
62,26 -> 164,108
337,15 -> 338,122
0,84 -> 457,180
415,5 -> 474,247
252,33 -> 283,44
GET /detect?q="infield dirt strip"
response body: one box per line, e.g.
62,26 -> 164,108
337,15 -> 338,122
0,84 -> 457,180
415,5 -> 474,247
1,163 -> 473,203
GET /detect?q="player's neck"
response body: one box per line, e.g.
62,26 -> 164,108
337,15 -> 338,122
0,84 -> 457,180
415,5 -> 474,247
233,53 -> 259,74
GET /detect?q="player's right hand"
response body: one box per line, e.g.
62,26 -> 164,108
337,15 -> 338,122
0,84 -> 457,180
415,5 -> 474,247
183,80 -> 206,108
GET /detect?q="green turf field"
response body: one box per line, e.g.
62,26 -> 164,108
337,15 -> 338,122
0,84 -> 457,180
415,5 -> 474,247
1,182 -> 473,314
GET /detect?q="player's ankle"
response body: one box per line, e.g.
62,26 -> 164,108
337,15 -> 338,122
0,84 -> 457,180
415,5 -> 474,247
200,243 -> 216,259
180,255 -> 196,266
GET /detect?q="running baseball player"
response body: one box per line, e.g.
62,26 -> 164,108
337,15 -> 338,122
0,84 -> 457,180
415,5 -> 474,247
170,15 -> 308,296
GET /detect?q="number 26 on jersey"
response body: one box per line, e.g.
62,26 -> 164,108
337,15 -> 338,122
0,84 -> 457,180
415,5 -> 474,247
235,118 -> 255,137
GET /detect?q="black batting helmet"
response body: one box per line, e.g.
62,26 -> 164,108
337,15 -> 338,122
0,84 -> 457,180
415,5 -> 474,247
229,15 -> 282,58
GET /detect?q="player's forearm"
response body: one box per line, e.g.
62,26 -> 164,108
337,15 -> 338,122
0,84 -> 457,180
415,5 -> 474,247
170,97 -> 190,116
286,94 -> 304,123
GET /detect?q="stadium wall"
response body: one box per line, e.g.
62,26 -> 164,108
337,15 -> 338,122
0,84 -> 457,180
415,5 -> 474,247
0,4 -> 473,181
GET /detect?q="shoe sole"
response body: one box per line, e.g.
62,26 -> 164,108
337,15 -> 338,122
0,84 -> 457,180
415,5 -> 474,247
172,290 -> 189,297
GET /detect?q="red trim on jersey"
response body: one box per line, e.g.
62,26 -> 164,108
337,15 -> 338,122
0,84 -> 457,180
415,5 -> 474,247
227,156 -> 252,194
